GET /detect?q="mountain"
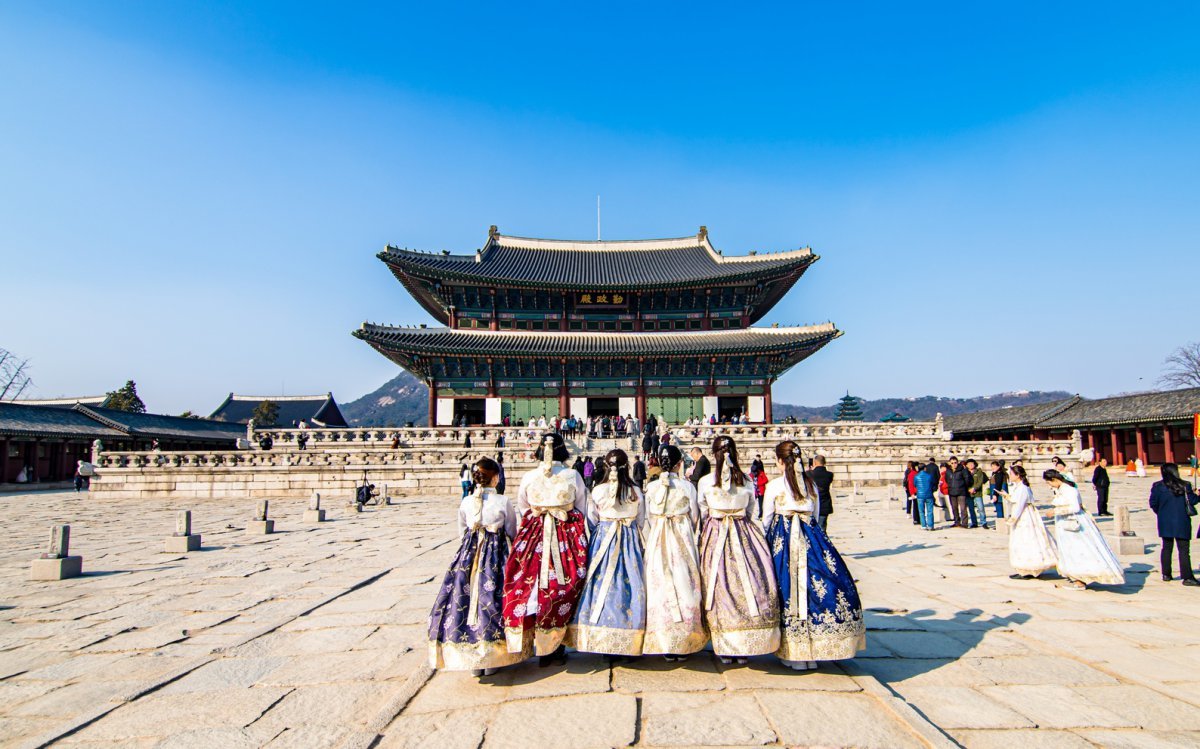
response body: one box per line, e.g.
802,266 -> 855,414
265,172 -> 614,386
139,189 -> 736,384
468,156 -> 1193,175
341,370 -> 429,427
341,372 -> 1074,428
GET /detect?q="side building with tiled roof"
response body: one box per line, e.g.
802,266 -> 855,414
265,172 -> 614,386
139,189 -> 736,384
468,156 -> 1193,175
209,394 -> 348,428
356,225 -> 840,426
945,388 -> 1200,466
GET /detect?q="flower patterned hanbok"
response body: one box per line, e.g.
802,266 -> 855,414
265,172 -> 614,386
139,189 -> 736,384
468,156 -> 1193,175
697,473 -> 780,656
642,472 -> 707,655
1051,483 -> 1124,585
502,463 -> 590,655
428,488 -> 528,670
1007,483 -> 1058,577
762,477 -> 865,664
568,480 -> 647,654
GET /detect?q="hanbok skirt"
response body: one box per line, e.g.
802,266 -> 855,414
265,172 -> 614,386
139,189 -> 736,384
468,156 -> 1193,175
502,509 -> 589,655
1009,509 -> 1058,577
766,515 -> 865,662
568,519 -> 646,655
428,530 -> 526,670
643,515 -> 707,655
1054,510 -> 1125,585
699,515 -> 780,656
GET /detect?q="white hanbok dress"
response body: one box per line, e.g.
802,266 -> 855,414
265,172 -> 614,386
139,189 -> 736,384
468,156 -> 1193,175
1006,483 -> 1058,577
1052,483 -> 1124,585
642,472 -> 707,655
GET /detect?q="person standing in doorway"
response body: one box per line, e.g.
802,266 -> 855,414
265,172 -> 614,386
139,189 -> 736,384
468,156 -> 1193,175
1092,457 -> 1112,516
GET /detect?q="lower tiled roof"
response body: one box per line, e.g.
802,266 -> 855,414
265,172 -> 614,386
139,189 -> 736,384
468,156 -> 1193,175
0,402 -> 124,440
1038,388 -> 1200,429
944,398 -> 1081,435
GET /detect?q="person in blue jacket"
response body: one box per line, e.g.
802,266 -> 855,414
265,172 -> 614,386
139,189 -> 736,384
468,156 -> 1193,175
1149,463 -> 1200,586
914,462 -> 936,531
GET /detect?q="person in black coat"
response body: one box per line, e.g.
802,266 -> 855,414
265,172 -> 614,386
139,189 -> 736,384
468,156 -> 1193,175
1092,457 -> 1112,516
688,446 -> 711,486
806,454 -> 835,531
641,431 -> 656,459
1148,463 -> 1200,585
944,456 -> 972,528
631,456 -> 647,490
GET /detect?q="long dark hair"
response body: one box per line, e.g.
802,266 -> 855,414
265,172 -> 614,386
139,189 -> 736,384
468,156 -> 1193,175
602,448 -> 637,505
712,435 -> 747,488
1162,462 -> 1189,496
1011,465 -> 1029,486
1042,468 -> 1076,487
775,440 -> 814,499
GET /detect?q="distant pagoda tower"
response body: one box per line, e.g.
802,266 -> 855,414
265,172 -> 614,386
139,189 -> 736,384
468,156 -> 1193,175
835,392 -> 864,422
355,226 -> 841,426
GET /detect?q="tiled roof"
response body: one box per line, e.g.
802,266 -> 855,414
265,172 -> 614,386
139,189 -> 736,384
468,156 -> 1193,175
78,406 -> 245,443
356,323 -> 839,358
944,398 -> 1081,435
209,394 -> 348,427
15,395 -> 107,407
0,402 -> 124,440
381,229 -> 817,291
1038,388 -> 1200,429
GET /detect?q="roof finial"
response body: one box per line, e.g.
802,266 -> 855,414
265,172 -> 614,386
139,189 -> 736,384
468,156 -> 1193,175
488,225 -> 498,240
698,225 -> 708,241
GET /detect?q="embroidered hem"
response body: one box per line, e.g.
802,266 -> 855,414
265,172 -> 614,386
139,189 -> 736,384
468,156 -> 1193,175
709,625 -> 780,656
505,625 -> 568,656
641,628 -> 709,656
428,639 -> 528,671
567,623 -> 646,656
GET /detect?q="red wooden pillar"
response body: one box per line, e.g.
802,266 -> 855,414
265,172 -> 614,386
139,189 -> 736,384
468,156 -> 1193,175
1109,430 -> 1120,466
0,438 -> 8,483
636,366 -> 646,424
1086,431 -> 1095,450
560,294 -> 569,332
427,378 -> 437,426
559,366 -> 570,420
764,381 -> 774,425
58,440 -> 68,481
1135,427 -> 1146,464
1163,423 -> 1175,464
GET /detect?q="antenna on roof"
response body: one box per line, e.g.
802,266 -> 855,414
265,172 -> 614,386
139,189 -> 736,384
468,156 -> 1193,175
597,195 -> 601,240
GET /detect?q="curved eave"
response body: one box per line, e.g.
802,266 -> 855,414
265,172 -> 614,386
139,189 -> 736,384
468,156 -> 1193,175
378,249 -> 817,295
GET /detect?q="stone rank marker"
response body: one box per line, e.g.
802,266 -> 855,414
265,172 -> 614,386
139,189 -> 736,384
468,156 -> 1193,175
31,524 -> 83,581
248,500 -> 275,535
164,510 -> 202,552
304,492 -> 326,523
1107,506 -> 1145,556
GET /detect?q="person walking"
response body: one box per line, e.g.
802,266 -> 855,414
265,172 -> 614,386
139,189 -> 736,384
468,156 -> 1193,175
582,456 -> 595,490
460,463 -> 473,499
914,462 -> 936,530
1149,463 -> 1200,585
945,456 -> 972,528
1042,469 -> 1124,590
808,455 -> 835,532
967,459 -> 991,529
999,465 -> 1057,579
1092,457 -> 1112,516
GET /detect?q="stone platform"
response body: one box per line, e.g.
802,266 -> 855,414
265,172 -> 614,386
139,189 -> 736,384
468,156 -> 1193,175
1,475 -> 1198,748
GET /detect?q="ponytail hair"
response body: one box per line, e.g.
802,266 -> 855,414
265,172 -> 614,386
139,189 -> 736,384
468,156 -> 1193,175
712,435 -> 747,488
472,457 -> 500,490
603,448 -> 636,505
1011,464 -> 1029,486
775,440 -> 814,499
1042,468 -> 1076,487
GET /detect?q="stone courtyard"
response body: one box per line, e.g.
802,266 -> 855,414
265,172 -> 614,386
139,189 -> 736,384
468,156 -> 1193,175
2,474 -> 1199,749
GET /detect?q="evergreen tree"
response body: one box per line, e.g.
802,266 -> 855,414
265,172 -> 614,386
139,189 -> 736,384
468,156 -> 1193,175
834,392 -> 864,422
251,399 -> 280,427
104,380 -> 146,413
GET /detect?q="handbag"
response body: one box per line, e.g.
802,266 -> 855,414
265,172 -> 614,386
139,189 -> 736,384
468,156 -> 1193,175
1058,514 -> 1082,532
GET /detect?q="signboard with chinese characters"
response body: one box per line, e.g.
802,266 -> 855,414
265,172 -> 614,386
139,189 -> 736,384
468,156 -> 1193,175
575,292 -> 629,309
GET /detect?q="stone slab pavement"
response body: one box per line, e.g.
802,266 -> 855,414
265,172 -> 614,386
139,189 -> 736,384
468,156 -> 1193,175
0,472 -> 1198,747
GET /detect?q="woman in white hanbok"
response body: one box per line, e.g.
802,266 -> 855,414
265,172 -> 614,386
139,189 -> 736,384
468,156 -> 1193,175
1042,469 -> 1124,589
641,444 -> 707,659
998,465 -> 1057,579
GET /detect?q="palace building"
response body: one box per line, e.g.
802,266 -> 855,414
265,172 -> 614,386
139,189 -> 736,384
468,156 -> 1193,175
355,226 -> 840,426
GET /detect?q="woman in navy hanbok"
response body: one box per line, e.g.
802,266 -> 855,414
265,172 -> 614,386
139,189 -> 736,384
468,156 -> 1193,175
428,458 -> 528,676
762,441 -> 865,670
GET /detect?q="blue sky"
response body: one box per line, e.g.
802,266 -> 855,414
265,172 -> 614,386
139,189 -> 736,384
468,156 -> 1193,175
1,3 -> 1198,414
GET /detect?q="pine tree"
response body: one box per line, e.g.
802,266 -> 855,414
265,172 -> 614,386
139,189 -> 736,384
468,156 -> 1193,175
251,399 -> 280,427
834,392 -> 864,422
104,380 -> 146,413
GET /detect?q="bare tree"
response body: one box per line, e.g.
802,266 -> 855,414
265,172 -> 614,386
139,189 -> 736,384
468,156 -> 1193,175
1160,342 -> 1200,389
0,348 -> 33,401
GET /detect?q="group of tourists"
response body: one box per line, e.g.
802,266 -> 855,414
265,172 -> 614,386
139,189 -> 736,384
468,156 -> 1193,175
496,413 -> 642,440
902,456 -> 1011,530
427,433 -> 865,677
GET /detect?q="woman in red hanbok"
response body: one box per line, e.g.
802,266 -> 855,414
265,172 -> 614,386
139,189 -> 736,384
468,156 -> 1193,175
503,432 -> 590,665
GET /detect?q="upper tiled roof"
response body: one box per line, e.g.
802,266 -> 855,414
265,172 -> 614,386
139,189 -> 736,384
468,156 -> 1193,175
381,227 -> 817,291
1037,388 -> 1200,429
78,406 -> 245,443
0,402 -> 124,440
209,394 -> 348,427
944,397 -> 1081,435
15,395 -> 108,407
355,323 -> 840,359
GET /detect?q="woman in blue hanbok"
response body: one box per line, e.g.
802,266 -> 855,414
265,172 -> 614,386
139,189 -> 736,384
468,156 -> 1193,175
763,441 -> 865,671
569,449 -> 647,656
428,457 -> 528,676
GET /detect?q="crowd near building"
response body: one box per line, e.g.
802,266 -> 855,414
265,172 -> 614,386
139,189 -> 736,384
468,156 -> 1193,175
355,226 -> 840,426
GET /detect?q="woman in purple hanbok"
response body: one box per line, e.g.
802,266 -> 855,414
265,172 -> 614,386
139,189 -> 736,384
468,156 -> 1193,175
698,436 -> 780,662
428,458 -> 528,676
